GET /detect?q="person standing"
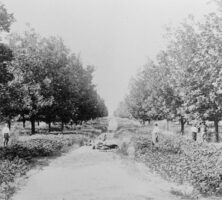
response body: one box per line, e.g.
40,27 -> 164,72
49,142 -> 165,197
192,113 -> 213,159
2,123 -> 10,147
191,125 -> 198,141
152,123 -> 160,146
200,122 -> 207,142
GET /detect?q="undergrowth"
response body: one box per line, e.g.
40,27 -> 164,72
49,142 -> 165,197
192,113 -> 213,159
134,132 -> 222,197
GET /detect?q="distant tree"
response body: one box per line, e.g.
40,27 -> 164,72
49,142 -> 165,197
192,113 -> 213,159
74,65 -> 108,122
8,30 -> 54,134
0,43 -> 14,127
0,3 -> 14,126
0,3 -> 14,33
3,23 -> 107,133
114,101 -> 131,119
0,43 -> 13,83
182,13 -> 222,141
163,13 -> 222,141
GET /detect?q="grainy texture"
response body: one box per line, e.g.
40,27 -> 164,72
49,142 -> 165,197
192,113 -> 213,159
134,131 -> 222,196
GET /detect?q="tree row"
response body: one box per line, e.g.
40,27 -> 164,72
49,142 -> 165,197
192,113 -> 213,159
0,3 -> 108,134
115,1 -> 222,141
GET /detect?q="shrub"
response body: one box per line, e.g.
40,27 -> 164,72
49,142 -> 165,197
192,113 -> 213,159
0,134 -> 83,199
0,118 -> 108,199
135,133 -> 222,196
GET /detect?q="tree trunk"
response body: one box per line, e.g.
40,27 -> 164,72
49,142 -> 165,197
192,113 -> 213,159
7,120 -> 11,130
48,122 -> 51,132
180,117 -> 185,135
22,115 -> 26,128
61,121 -> 64,132
37,121 -> 40,126
214,119 -> 219,142
31,118 -> 35,135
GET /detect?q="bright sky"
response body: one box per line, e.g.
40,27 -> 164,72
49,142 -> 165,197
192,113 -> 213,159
1,0 -> 216,114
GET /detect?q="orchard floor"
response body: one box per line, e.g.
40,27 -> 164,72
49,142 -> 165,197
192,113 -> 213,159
10,118 -> 219,200
12,145 -> 187,200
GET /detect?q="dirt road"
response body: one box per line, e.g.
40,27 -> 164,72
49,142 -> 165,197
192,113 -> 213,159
11,143 -> 191,200
11,118 -> 194,200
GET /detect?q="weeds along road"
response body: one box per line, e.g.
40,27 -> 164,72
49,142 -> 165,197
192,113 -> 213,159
11,119 -> 185,200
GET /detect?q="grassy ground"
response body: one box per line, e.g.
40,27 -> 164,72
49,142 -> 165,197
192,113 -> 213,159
133,133 -> 222,198
114,118 -> 222,199
0,118 -> 108,200
156,120 -> 222,142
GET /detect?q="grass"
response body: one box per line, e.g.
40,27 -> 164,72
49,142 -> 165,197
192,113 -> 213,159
0,134 -> 83,200
113,118 -> 222,198
156,120 -> 222,142
134,129 -> 222,197
0,118 -> 108,200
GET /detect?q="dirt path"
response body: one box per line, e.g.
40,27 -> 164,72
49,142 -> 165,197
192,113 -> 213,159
11,118 -> 194,200
11,144 -> 190,200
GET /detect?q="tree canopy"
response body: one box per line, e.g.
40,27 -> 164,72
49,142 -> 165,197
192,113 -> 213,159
0,3 -> 108,133
0,3 -> 14,33
116,0 -> 222,141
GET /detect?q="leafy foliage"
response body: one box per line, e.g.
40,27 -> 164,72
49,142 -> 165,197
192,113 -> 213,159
0,134 -> 83,199
114,101 -> 131,118
0,28 -> 108,133
0,3 -> 14,33
121,2 -> 222,140
135,133 -> 222,196
0,117 -> 108,199
0,3 -> 108,133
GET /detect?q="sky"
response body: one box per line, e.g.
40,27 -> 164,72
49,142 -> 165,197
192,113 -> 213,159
1,0 -> 217,114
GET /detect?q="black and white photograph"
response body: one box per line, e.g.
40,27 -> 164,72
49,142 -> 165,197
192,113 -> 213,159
0,0 -> 222,199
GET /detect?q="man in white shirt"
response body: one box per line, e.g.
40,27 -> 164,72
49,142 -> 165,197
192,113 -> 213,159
2,123 -> 10,147
152,123 -> 160,146
191,125 -> 198,141
200,122 -> 207,142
